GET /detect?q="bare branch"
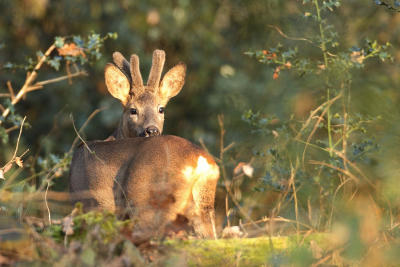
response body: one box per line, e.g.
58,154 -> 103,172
6,81 -> 15,101
0,44 -> 57,123
26,70 -> 88,93
5,125 -> 19,134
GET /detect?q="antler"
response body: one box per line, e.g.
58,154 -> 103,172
147,49 -> 165,89
130,54 -> 144,88
112,50 -> 165,92
112,52 -> 132,84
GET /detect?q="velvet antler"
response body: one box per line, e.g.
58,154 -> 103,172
147,49 -> 166,89
112,52 -> 132,84
130,54 -> 144,88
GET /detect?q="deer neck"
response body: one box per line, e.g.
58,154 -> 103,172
115,118 -> 130,139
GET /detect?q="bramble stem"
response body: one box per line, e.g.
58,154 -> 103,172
327,88 -> 333,156
314,0 -> 333,157
314,0 -> 329,67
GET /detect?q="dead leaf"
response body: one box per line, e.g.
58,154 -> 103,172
62,215 -> 74,236
242,164 -> 254,177
350,51 -> 365,64
54,168 -> 63,178
233,162 -> 254,177
58,43 -> 86,57
273,67 -> 281,80
285,61 -> 292,69
15,157 -> 23,168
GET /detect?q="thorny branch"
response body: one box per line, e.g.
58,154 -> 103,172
0,43 -> 87,125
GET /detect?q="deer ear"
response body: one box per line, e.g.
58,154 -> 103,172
158,63 -> 186,105
105,63 -> 131,105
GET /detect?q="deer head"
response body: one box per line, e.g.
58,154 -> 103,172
104,50 -> 186,138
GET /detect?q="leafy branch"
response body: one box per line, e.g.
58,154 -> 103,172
374,0 -> 400,11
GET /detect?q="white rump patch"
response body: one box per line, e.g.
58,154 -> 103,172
182,156 -> 219,182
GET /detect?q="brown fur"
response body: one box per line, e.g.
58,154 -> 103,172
69,135 -> 219,241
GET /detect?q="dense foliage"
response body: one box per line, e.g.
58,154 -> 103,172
1,0 -> 400,265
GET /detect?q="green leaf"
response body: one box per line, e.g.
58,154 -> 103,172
107,32 -> 118,40
36,50 -> 44,59
0,127 -> 8,144
54,36 -> 64,48
48,56 -> 61,70
73,35 -> 84,47
3,62 -> 14,69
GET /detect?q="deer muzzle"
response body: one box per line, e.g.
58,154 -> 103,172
142,126 -> 160,137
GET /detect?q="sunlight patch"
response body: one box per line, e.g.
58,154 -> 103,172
182,156 -> 219,181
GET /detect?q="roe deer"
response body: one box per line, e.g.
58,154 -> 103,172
70,51 -> 219,241
70,136 -> 219,241
105,49 -> 185,139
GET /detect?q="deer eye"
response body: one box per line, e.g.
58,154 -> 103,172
130,108 -> 137,115
158,107 -> 165,114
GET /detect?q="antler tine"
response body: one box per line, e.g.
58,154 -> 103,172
147,49 -> 166,88
112,52 -> 131,84
130,54 -> 144,87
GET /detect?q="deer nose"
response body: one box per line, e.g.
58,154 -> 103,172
145,126 -> 160,137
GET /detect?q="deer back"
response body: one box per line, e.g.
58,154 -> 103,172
69,135 -> 219,240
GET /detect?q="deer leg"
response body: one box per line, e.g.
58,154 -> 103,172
91,189 -> 116,212
191,175 -> 218,239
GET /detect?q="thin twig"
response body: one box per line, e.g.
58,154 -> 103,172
5,125 -> 19,134
45,180 -> 52,225
70,113 -> 105,164
6,81 -> 15,101
0,117 -> 28,179
12,116 -> 26,159
268,24 -> 314,44
308,160 -> 360,183
34,70 -> 87,88
288,162 -> 300,240
331,150 -> 374,187
296,92 -> 342,139
298,93 -> 342,164
328,176 -> 352,228
70,114 -> 94,154
241,216 -> 314,230
223,142 -> 235,153
69,108 -> 105,152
